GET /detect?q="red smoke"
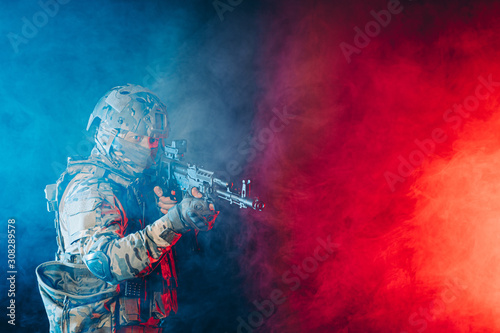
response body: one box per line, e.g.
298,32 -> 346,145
241,0 -> 500,332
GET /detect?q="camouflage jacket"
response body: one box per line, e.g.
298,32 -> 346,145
38,152 -> 181,332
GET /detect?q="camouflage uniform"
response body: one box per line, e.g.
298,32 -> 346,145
37,85 -> 216,333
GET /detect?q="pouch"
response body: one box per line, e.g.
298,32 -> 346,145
36,261 -> 119,333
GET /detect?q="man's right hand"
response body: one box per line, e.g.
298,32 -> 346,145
154,186 -> 212,214
154,186 -> 177,214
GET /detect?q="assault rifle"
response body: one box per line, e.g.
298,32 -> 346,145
155,140 -> 265,211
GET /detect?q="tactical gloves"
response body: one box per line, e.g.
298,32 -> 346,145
148,196 -> 218,248
167,197 -> 218,233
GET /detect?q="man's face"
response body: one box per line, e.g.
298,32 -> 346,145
119,131 -> 160,168
122,131 -> 159,149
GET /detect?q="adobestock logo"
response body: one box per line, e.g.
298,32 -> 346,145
212,0 -> 245,22
7,0 -> 72,54
400,277 -> 468,333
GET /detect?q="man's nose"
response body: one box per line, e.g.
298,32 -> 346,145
140,138 -> 151,149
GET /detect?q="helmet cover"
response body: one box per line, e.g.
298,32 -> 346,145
88,84 -> 168,177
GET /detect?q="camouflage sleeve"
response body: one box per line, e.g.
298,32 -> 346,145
61,176 -> 181,285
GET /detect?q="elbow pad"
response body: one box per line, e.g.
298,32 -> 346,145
83,251 -> 114,283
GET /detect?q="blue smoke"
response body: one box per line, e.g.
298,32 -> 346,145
0,0 -> 262,331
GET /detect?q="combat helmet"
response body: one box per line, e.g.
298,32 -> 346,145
87,84 -> 169,176
87,84 -> 169,152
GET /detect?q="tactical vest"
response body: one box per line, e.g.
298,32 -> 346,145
38,156 -> 178,332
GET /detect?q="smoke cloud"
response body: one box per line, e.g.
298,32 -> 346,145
239,0 -> 500,332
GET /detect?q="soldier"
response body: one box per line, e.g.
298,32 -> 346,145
37,84 -> 218,333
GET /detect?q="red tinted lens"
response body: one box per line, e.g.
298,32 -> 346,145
149,137 -> 159,148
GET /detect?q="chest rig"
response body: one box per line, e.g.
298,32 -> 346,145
115,172 -> 179,326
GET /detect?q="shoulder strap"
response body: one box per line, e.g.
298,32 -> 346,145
45,157 -> 91,260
